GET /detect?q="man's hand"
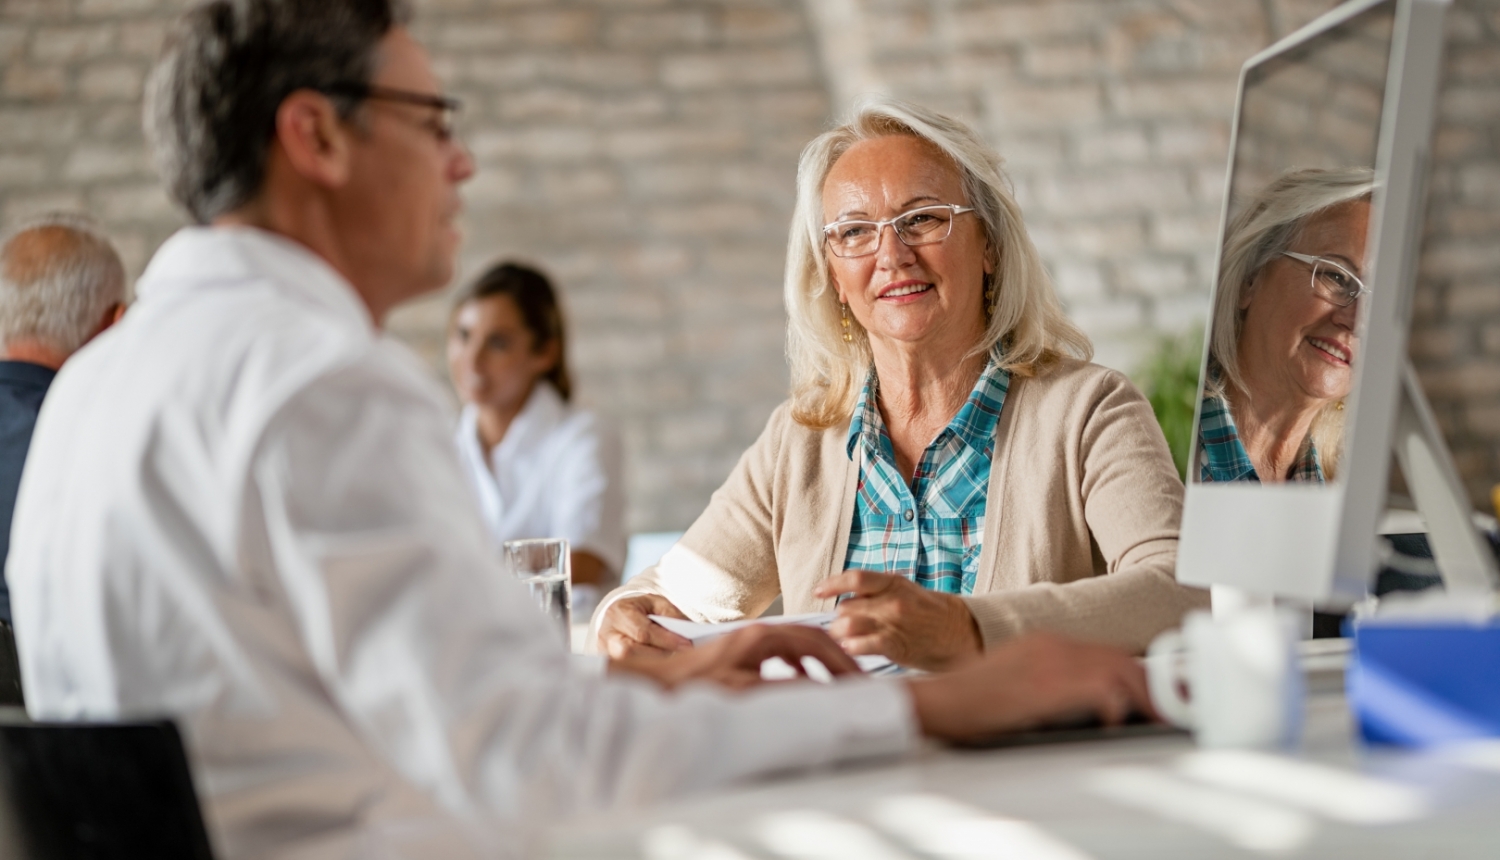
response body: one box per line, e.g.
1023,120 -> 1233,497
595,594 -> 694,659
814,570 -> 982,671
610,624 -> 862,691
905,632 -> 1156,742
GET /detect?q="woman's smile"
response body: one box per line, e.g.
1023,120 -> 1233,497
878,279 -> 934,301
1305,335 -> 1351,365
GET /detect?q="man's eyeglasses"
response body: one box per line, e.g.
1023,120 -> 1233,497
1281,251 -> 1368,308
322,82 -> 463,143
822,204 -> 976,258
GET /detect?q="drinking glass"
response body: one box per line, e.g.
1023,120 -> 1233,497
502,538 -> 571,636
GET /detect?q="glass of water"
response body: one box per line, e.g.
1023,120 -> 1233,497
502,538 -> 571,636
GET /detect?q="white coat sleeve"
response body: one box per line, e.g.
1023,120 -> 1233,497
250,354 -> 916,847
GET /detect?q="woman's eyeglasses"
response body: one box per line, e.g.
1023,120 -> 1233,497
1281,251 -> 1368,308
823,204 -> 976,258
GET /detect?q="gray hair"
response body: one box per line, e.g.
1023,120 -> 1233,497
784,96 -> 1091,429
143,0 -> 412,224
1209,166 -> 1377,478
0,214 -> 127,357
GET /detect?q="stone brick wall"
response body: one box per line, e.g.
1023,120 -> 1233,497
2,0 -> 1497,529
1412,0 -> 1500,508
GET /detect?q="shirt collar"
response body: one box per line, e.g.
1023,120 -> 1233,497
1197,392 -> 1324,483
136,226 -> 376,338
845,346 -> 1007,461
0,360 -> 57,390
492,381 -> 566,465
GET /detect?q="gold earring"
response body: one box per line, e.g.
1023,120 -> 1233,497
983,276 -> 996,318
840,302 -> 852,343
1336,401 -> 1345,412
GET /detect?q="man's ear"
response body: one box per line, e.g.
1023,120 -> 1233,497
271,90 -> 354,189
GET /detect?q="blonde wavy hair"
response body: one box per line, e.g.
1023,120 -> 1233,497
784,96 -> 1092,430
1209,166 -> 1377,479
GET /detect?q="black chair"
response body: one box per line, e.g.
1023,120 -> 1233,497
0,719 -> 216,859
0,621 -> 23,707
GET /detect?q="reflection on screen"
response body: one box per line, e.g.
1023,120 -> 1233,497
1193,5 -> 1395,486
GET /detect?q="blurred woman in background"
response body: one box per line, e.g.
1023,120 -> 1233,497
448,261 -> 626,614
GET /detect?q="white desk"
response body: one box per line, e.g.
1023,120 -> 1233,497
546,673 -> 1500,858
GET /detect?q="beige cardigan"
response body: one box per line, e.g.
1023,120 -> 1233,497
600,358 -> 1209,653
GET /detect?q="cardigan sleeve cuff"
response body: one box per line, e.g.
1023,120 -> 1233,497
961,593 -> 1025,648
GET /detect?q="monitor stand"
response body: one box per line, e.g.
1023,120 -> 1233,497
1391,359 -> 1498,595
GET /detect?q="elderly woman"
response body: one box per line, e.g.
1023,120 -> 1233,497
595,98 -> 1207,670
1201,167 -> 1374,484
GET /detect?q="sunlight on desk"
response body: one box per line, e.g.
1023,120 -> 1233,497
1176,750 -> 1429,824
1088,765 -> 1317,853
869,793 -> 1092,860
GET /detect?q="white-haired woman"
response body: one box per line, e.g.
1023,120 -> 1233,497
595,98 -> 1207,670
1201,167 -> 1374,483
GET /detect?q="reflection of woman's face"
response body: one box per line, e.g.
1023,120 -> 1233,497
446,295 -> 555,414
822,135 -> 993,354
1238,200 -> 1369,407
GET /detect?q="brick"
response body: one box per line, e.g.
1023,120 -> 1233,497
660,49 -> 816,90
985,82 -> 1103,129
92,182 -> 176,222
0,154 -> 49,185
1151,292 -> 1213,331
1150,212 -> 1220,253
0,26 -> 28,61
62,145 -> 148,181
0,106 -> 82,145
1073,124 -> 1150,165
536,167 -> 620,203
1155,121 -> 1230,161
4,191 -> 89,227
722,7 -> 804,43
75,0 -> 160,15
1423,241 -> 1500,279
951,3 -> 1098,48
1447,283 -> 1500,316
604,127 -> 747,160
31,25 -> 114,63
603,11 -> 713,48
1115,256 -> 1192,297
1070,298 -> 1147,335
1034,168 -> 1191,218
1111,78 -> 1237,119
1023,41 -> 1099,80
1051,260 -> 1106,301
118,20 -> 169,58
79,61 -> 144,101
4,63 -> 68,99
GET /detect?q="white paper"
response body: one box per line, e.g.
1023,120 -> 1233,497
648,613 -> 895,675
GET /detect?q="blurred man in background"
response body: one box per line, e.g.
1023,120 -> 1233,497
0,215 -> 125,625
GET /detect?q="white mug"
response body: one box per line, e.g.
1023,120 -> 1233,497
1146,608 -> 1304,748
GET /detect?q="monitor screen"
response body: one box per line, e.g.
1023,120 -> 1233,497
1177,0 -> 1452,604
1192,2 -> 1394,488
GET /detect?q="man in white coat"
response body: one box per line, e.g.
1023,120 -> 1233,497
7,1 -> 1154,858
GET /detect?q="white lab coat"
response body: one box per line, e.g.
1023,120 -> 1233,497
455,387 -> 627,576
7,227 -> 914,860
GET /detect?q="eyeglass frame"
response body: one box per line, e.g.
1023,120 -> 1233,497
320,81 -> 463,142
1280,251 -> 1368,308
822,204 -> 977,259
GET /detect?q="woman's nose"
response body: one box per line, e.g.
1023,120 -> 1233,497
1332,296 -> 1359,329
873,224 -> 916,269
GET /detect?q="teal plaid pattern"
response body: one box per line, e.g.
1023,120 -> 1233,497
1198,392 -> 1323,483
843,349 -> 1010,595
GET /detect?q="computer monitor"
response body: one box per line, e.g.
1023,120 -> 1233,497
1176,0 -> 1495,607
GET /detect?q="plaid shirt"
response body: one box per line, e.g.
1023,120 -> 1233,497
1197,393 -> 1323,483
843,350 -> 1010,595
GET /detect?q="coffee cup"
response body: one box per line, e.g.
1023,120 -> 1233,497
1146,608 -> 1304,748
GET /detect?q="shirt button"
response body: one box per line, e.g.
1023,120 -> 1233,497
902,509 -> 914,522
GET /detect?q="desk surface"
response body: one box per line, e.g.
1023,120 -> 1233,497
546,686 -> 1500,859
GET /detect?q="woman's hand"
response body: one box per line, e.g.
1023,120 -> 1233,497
906,632 -> 1156,741
595,594 -> 694,659
814,570 -> 983,671
610,624 -> 862,691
